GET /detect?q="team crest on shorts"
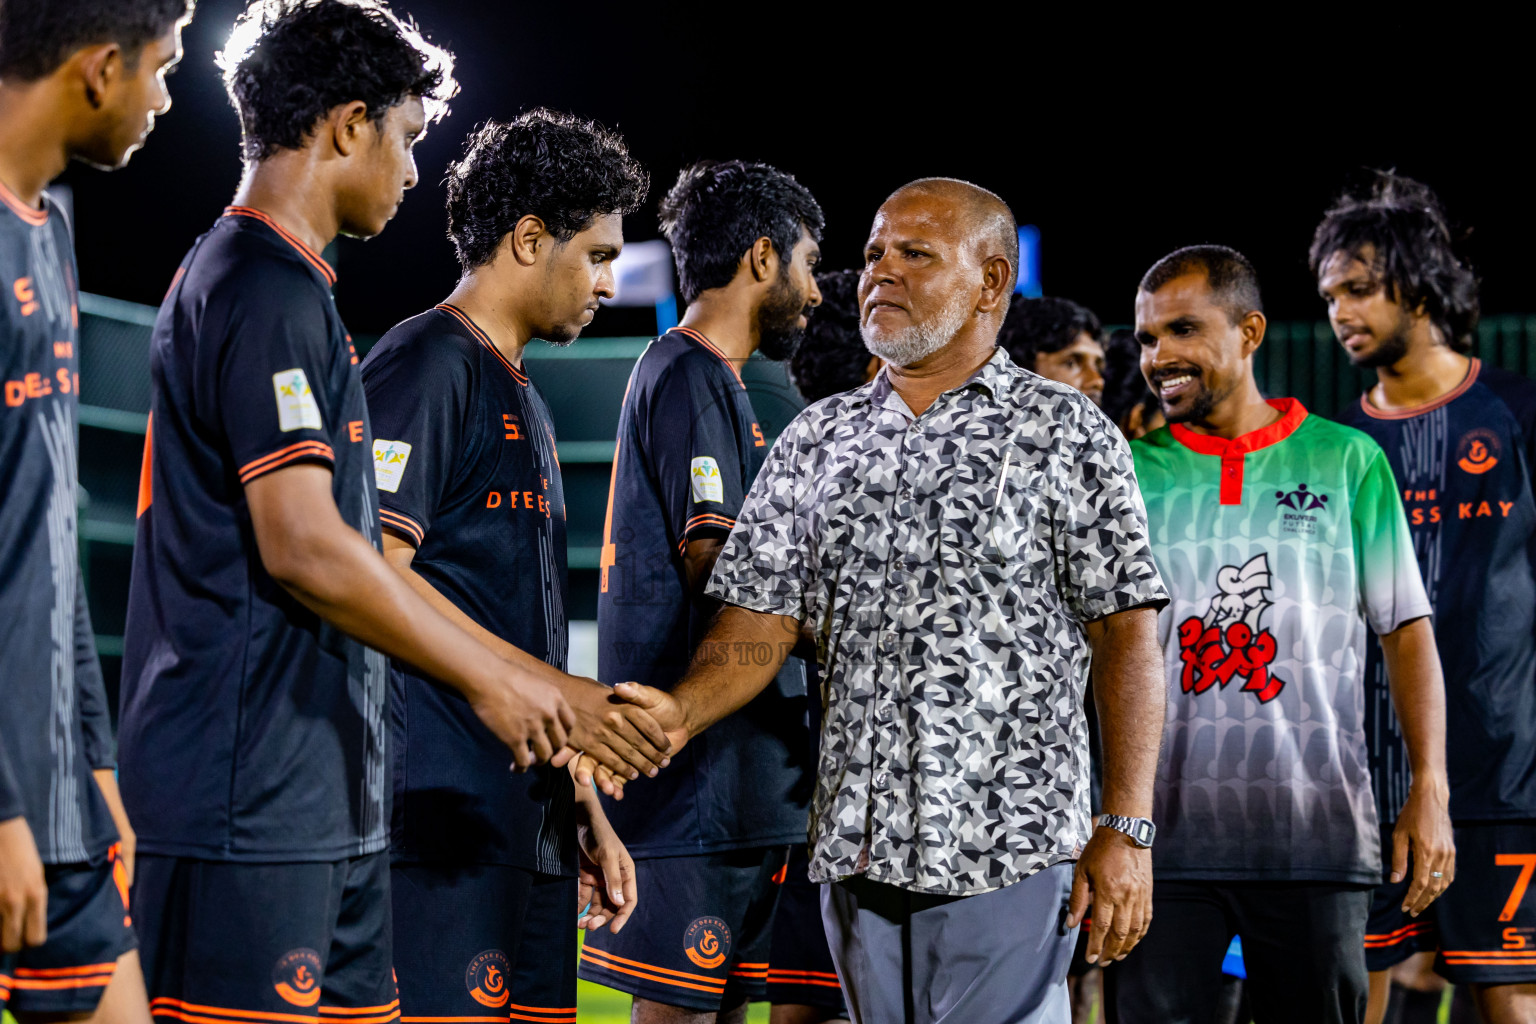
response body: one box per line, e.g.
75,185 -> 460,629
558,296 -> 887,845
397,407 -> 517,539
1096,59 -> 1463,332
465,950 -> 510,1008
684,916 -> 731,969
271,949 -> 323,1007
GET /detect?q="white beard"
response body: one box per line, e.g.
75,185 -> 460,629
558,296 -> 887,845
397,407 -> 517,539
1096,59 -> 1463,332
860,290 -> 972,368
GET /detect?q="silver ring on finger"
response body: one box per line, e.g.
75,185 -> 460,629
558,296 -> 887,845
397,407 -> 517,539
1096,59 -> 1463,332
1431,871 -> 1445,878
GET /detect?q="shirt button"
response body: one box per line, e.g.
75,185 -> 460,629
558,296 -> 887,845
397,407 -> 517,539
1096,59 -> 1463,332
878,704 -> 893,722
875,771 -> 889,788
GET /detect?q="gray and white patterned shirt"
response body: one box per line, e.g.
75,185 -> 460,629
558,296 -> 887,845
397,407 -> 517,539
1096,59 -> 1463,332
707,348 -> 1168,895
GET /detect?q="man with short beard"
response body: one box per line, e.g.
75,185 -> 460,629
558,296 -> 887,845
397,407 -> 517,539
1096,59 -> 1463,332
581,160 -> 822,1024
1109,244 -> 1454,1024
1322,174 -> 1536,1024
587,177 -> 1172,1024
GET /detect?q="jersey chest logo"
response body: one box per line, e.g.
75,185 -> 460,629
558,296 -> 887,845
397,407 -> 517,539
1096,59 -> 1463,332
1177,553 -> 1288,704
1274,483 -> 1330,537
1457,429 -> 1501,475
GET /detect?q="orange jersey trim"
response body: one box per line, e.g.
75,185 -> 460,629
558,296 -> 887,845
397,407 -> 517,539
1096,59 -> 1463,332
671,327 -> 745,389
505,1005 -> 577,1016
1364,922 -> 1433,947
435,304 -> 529,386
151,998 -> 321,1024
137,413 -> 155,517
379,508 -> 425,546
318,1006 -> 400,1017
599,371 -> 638,594
13,963 -> 119,979
1359,359 -> 1480,421
223,207 -> 336,286
238,441 -> 336,483
10,974 -> 115,991
507,1012 -> 576,1024
399,1017 -> 506,1023
767,974 -> 841,989
579,947 -> 725,995
0,178 -> 48,226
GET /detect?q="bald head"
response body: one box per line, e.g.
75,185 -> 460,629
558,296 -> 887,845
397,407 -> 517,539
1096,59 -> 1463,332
887,178 -> 1018,293
859,177 -> 1019,368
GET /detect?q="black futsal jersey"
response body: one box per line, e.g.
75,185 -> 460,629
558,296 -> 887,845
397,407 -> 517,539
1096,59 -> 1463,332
1339,359 -> 1536,822
597,326 -> 810,858
119,207 -> 388,862
0,183 -> 116,864
361,304 -> 575,876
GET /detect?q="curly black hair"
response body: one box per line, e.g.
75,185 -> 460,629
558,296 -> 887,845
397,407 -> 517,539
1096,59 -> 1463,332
659,160 -> 824,304
996,294 -> 1101,370
0,0 -> 192,80
1101,327 -> 1158,433
217,0 -> 456,162
1309,170 -> 1479,353
1139,244 -> 1263,324
443,109 -> 649,273
789,269 -> 869,404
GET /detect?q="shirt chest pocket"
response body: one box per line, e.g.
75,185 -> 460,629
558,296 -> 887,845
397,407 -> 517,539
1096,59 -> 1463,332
937,443 -> 1046,574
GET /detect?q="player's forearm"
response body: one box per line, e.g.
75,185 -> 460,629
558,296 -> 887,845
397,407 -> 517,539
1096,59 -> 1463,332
1086,607 -> 1165,819
385,546 -> 571,689
1380,616 -> 1449,784
672,604 -> 798,737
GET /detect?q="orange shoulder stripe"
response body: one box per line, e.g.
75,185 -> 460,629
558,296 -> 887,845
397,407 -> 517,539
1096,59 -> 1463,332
239,441 -> 336,483
435,304 -> 529,385
671,327 -> 745,388
223,207 -> 336,286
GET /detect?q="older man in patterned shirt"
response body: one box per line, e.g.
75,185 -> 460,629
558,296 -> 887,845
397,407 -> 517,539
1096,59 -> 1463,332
589,179 -> 1170,1024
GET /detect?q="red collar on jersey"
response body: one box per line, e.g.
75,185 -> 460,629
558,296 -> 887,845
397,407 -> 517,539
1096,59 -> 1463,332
1170,398 -> 1309,505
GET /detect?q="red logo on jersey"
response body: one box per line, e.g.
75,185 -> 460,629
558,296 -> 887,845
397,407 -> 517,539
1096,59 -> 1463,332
1457,429 -> 1501,475
1177,553 -> 1287,704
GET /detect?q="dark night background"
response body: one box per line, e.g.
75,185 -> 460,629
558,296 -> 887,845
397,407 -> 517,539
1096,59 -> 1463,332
56,4 -> 1527,335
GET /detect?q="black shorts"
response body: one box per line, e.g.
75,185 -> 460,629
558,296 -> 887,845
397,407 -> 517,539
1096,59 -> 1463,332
1369,819 -> 1536,984
133,851 -> 396,1024
391,862 -> 576,1022
1105,879 -> 1370,1024
578,847 -> 787,1012
766,847 -> 845,1014
0,842 -> 136,1017
1365,823 -> 1438,972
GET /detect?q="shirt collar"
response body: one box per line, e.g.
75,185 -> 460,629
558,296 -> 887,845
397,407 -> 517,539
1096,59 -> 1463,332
1169,397 -> 1309,457
861,345 -> 1016,414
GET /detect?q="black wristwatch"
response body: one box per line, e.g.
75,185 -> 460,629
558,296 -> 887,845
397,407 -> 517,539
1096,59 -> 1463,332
1096,813 -> 1156,849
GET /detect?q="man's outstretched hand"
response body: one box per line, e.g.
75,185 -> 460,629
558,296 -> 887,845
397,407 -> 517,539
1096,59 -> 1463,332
551,678 -> 674,782
571,682 -> 689,797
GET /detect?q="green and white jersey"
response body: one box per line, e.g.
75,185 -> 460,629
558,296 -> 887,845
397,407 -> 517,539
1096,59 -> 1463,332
1132,398 -> 1430,883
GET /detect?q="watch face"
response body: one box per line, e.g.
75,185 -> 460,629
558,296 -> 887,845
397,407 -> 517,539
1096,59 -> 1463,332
1133,820 -> 1155,847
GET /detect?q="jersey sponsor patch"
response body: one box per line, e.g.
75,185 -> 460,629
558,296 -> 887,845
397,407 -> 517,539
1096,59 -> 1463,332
273,368 -> 322,432
372,438 -> 412,493
691,456 -> 724,503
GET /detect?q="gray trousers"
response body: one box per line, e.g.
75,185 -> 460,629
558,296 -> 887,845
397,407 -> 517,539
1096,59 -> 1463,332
820,862 -> 1077,1024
